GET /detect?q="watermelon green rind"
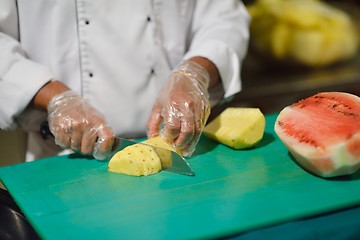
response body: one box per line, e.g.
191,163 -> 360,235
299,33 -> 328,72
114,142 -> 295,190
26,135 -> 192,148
274,92 -> 360,178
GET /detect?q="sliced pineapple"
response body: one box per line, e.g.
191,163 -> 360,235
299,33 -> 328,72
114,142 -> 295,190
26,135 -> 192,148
108,144 -> 161,176
142,136 -> 177,169
108,136 -> 182,176
204,108 -> 266,149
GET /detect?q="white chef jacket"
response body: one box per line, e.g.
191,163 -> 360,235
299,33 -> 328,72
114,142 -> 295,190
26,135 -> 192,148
0,0 -> 250,161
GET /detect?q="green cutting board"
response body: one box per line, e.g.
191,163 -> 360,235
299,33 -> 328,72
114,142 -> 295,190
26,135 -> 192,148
1,114 -> 360,239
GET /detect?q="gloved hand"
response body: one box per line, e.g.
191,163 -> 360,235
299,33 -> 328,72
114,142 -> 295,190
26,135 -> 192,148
47,90 -> 115,160
147,61 -> 211,157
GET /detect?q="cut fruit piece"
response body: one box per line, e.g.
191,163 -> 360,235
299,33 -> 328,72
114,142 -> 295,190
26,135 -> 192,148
274,92 -> 360,178
108,136 -> 182,176
108,143 -> 161,176
143,136 -> 181,169
143,136 -> 183,156
204,108 -> 266,149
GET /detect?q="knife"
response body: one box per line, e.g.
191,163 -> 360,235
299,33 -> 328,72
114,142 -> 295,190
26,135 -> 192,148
40,122 -> 194,176
110,137 -> 195,176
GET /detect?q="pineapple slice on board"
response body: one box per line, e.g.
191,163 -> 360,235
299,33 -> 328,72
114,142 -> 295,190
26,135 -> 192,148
204,108 -> 266,149
142,136 -> 180,169
108,143 -> 162,176
108,136 -> 181,176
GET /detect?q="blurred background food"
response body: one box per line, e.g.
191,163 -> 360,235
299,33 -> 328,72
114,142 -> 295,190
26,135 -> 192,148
246,0 -> 359,67
210,0 -> 360,118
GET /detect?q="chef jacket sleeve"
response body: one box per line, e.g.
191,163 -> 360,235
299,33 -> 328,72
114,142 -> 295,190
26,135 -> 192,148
183,0 -> 250,104
0,0 -> 54,130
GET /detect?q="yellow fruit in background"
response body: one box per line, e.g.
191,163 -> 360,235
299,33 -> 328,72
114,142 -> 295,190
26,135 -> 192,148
247,0 -> 359,67
204,108 -> 266,149
108,144 -> 161,176
271,22 -> 291,58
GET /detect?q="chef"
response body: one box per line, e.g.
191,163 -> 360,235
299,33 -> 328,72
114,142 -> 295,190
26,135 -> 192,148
0,0 -> 250,161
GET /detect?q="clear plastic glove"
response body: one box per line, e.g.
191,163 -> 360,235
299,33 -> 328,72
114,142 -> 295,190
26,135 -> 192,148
147,61 -> 211,157
47,91 -> 115,160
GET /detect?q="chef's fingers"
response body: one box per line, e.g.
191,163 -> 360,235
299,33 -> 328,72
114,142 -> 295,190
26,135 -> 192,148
179,115 -> 205,157
162,105 -> 182,144
173,107 -> 195,150
147,101 -> 163,139
93,125 -> 115,160
81,127 -> 99,155
70,123 -> 82,151
54,130 -> 71,149
51,120 -> 72,149
193,97 -> 210,138
177,96 -> 210,156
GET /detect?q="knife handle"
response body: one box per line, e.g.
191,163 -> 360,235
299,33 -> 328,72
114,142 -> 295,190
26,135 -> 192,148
40,121 -> 54,140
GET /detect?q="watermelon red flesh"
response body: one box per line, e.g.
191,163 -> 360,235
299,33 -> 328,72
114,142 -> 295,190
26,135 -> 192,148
277,93 -> 360,151
275,92 -> 360,177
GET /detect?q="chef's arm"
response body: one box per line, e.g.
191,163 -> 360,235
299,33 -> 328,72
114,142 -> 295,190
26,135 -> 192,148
31,80 -> 70,111
188,57 -> 220,90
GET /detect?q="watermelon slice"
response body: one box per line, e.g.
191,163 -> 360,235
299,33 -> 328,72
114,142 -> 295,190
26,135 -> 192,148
274,92 -> 360,178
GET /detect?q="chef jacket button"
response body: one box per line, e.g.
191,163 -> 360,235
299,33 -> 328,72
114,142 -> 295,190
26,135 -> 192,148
150,68 -> 155,74
147,16 -> 151,22
89,72 -> 93,77
85,19 -> 90,25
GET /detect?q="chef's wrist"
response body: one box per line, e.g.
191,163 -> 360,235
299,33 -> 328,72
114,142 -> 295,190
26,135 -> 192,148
188,57 -> 220,89
32,80 -> 71,111
174,59 -> 210,92
47,90 -> 81,113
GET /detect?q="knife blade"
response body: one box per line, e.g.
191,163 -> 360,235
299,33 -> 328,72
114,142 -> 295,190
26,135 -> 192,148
39,122 -> 194,176
109,137 -> 195,176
